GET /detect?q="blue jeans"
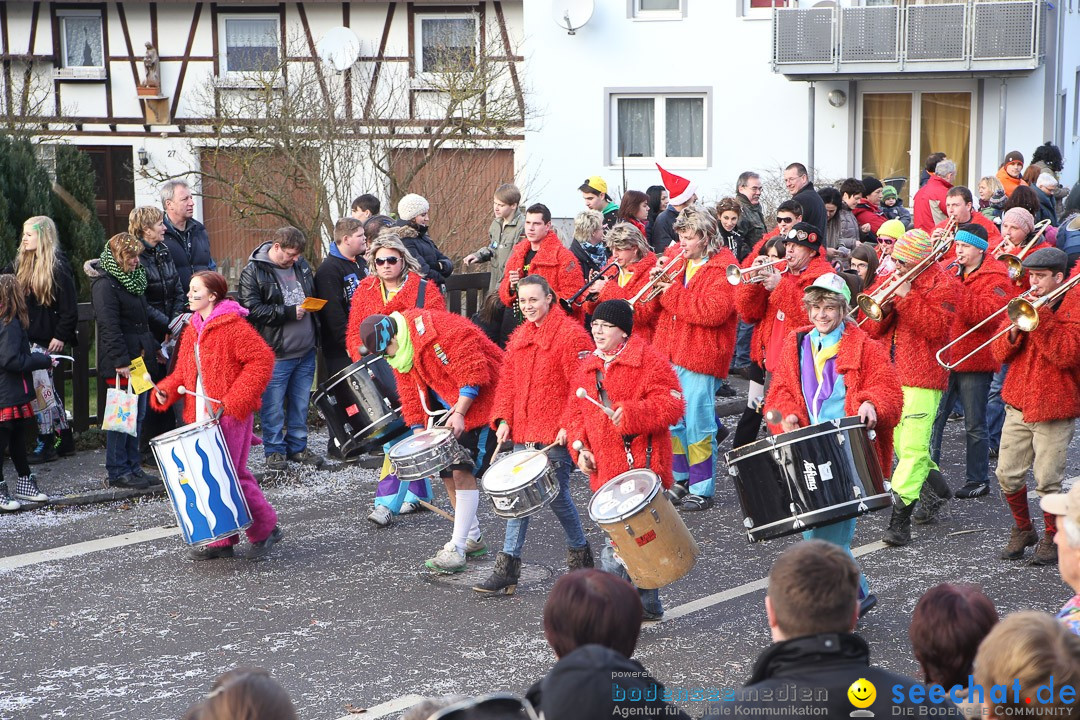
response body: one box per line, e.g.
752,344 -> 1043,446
930,371 -> 993,488
501,445 -> 588,557
261,348 -> 317,456
599,542 -> 663,617
732,320 -> 754,369
986,364 -> 1009,451
106,391 -> 148,479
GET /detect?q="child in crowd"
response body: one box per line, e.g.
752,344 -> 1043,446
880,186 -> 913,228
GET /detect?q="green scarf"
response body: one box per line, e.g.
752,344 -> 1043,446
99,245 -> 148,296
384,312 -> 414,373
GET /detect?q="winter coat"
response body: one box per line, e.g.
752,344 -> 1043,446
852,200 -> 886,235
86,259 -> 165,379
582,253 -> 661,343
2,253 -> 78,347
490,305 -> 592,444
992,281 -> 1080,423
394,221 -> 453,285
932,212 -> 1003,266
719,227 -> 752,262
0,317 -> 51,408
150,300 -> 274,424
942,255 -> 1016,373
139,239 -> 186,340
653,248 -> 739,378
498,231 -> 585,312
765,323 -> 903,475
1034,185 -> 1058,225
735,192 -> 767,249
996,166 -> 1027,198
569,238 -> 609,280
565,336 -> 684,492
469,211 -> 524,293
393,308 -> 503,431
237,241 -> 319,356
913,175 -> 953,231
863,264 -> 959,391
793,182 -> 828,238
314,248 -> 368,362
882,200 -> 913,228
345,273 -> 445,362
162,215 -> 215,293
701,634 -> 960,718
826,209 -> 860,269
650,205 -> 679,255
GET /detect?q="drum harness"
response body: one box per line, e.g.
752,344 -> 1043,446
594,370 -> 652,469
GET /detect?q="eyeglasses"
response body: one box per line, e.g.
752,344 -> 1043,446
374,256 -> 401,266
776,216 -> 795,224
429,693 -> 540,720
590,320 -> 617,330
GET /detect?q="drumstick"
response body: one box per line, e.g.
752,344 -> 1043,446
178,385 -> 222,407
575,388 -> 615,418
416,498 -> 455,523
572,440 -> 584,452
515,440 -> 560,467
764,409 -> 783,425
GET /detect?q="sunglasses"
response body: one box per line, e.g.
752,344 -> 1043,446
374,256 -> 401,266
776,216 -> 795,224
429,693 -> 539,720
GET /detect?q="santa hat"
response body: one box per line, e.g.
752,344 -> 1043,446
656,164 -> 697,207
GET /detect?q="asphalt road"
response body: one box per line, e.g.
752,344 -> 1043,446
0,416 -> 1077,720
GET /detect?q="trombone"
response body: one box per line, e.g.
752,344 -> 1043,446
935,273 -> 1080,370
725,258 -> 787,286
630,251 -> 685,306
995,219 -> 1052,281
854,234 -> 953,324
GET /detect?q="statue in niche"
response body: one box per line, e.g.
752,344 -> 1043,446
142,42 -> 160,90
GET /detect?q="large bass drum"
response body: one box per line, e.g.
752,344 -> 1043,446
313,355 -> 406,456
724,416 -> 890,543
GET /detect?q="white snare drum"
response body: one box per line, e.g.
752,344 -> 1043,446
388,428 -> 467,481
151,417 -> 252,546
481,450 -> 559,519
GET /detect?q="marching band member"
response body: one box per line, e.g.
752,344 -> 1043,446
931,187 -> 1002,264
345,233 -> 444,528
992,248 -> 1080,566
359,308 -> 503,575
582,223 -> 660,342
929,224 -> 1016,502
862,230 -> 959,543
151,271 -> 280,560
500,203 -> 585,326
651,206 -> 738,510
474,275 -> 594,596
765,274 -> 903,616
565,299 -> 685,620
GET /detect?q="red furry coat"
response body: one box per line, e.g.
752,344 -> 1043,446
583,252 -> 660,343
345,273 -> 445,362
490,306 -> 593,444
737,254 -> 834,369
941,255 -> 1016,373
393,308 -> 503,431
992,280 -> 1080,423
933,213 -> 1004,265
151,302 -> 274,424
499,231 -> 585,315
652,248 -> 739,378
564,336 -> 685,492
765,324 -> 903,477
863,264 -> 959,391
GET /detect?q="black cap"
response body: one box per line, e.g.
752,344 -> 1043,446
1022,247 -> 1069,272
785,222 -> 822,251
592,299 -> 633,337
861,176 -> 883,196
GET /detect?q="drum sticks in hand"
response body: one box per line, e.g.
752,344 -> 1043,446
575,388 -> 615,418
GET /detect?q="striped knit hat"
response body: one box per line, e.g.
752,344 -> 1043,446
893,229 -> 934,265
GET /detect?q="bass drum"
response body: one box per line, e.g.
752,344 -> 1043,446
313,355 -> 406,457
724,416 -> 890,543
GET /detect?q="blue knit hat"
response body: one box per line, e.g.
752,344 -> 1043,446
954,224 -> 989,251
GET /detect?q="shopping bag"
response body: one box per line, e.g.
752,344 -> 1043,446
31,368 -> 58,414
102,374 -> 138,436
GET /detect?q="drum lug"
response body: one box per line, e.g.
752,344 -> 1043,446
789,503 -> 805,530
853,485 -> 868,513
623,523 -> 635,538
728,465 -> 738,477
867,430 -> 877,441
650,507 -> 660,523
742,517 -> 754,529
836,432 -> 845,446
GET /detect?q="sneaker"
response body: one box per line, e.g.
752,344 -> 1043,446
680,494 -> 714,511
367,505 -> 393,527
858,593 -> 878,618
954,481 -> 989,499
399,501 -> 420,514
728,365 -> 751,380
948,412 -> 964,422
12,474 -> 48,503
715,382 -> 737,398
28,437 -> 57,465
287,449 -> 325,469
1000,527 -> 1038,560
665,482 -> 689,505
0,488 -> 21,512
425,542 -> 467,574
107,474 -> 150,490
1028,536 -> 1058,566
131,466 -> 158,484
642,609 -> 664,622
248,526 -> 284,560
188,545 -> 235,561
265,452 -> 287,472
465,535 -> 488,559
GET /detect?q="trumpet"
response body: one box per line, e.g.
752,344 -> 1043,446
936,273 -> 1080,370
630,251 -> 685,306
726,258 -> 787,286
995,219 -> 1052,281
560,261 -> 619,312
854,234 -> 954,324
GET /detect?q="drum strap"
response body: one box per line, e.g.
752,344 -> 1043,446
416,278 -> 427,309
594,370 -> 652,468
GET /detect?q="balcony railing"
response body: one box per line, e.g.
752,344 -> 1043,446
772,0 -> 1047,77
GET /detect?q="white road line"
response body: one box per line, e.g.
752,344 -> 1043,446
0,525 -> 179,571
334,693 -> 427,720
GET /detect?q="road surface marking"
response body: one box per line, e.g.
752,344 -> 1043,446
0,525 -> 179,571
334,693 -> 427,720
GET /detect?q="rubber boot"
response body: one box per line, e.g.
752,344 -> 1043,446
883,492 -> 915,547
567,544 -> 594,570
472,552 -> 521,596
57,427 -> 75,457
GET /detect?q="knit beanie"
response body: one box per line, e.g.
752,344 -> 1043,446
397,193 -> 430,222
881,186 -> 898,202
1002,207 -> 1035,236
954,223 -> 989,251
876,219 -> 906,242
861,177 -> 883,196
359,313 -> 397,354
988,189 -> 1007,209
1003,150 -> 1025,167
592,299 -> 633,337
893,229 -> 934,265
785,222 -> 822,251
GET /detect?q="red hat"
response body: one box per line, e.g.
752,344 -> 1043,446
656,164 -> 697,206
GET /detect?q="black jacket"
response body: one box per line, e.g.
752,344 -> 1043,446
395,221 -> 453,284
0,317 -> 52,408
237,241 -> 319,355
1034,186 -> 1058,225
569,239 -> 608,279
2,254 -> 79,348
735,193 -> 767,249
702,633 -> 961,718
162,215 -> 216,293
719,227 -> 752,262
651,205 -> 680,254
139,239 -> 186,340
313,248 -> 367,361
794,182 -> 828,239
526,645 -> 691,720
86,260 -> 165,379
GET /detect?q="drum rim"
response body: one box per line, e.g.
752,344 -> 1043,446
388,428 -> 454,458
589,469 -> 661,523
725,416 -> 866,464
318,355 -> 392,388
482,451 -> 552,493
149,416 -> 220,446
745,492 -> 892,538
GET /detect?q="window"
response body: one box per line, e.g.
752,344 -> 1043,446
220,15 -> 280,74
58,9 -> 104,70
609,91 -> 709,168
416,15 -> 478,74
739,0 -> 790,19
630,0 -> 685,21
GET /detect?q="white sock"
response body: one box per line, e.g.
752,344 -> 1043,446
468,514 -> 481,541
452,489 -> 480,554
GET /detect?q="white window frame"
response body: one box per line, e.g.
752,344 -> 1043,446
217,14 -> 282,79
1073,66 -> 1079,142
605,89 -> 711,170
55,8 -> 106,79
628,0 -> 686,21
414,13 -> 480,77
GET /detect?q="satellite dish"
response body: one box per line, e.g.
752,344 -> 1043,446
316,27 -> 362,72
552,0 -> 594,35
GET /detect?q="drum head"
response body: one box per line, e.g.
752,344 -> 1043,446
150,417 -> 219,446
388,428 -> 451,459
590,469 -> 660,523
483,451 -> 548,492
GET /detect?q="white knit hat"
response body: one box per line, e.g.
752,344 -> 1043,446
397,193 -> 430,222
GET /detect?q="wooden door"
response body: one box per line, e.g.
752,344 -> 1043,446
84,146 -> 135,237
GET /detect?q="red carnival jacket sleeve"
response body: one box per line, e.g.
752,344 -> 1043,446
845,332 -> 903,432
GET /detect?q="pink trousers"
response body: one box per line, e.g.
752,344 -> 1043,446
208,414 -> 278,547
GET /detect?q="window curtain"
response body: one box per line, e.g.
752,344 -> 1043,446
63,16 -> 103,68
422,18 -> 476,72
618,98 -> 655,158
862,93 -> 912,203
640,0 -> 680,9
920,92 -> 971,190
225,18 -> 279,72
665,97 -> 703,158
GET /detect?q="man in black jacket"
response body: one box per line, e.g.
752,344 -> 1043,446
160,180 -> 216,293
785,162 -> 828,238
735,171 -> 767,248
238,227 -> 323,472
702,541 -> 960,718
314,217 -> 368,376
